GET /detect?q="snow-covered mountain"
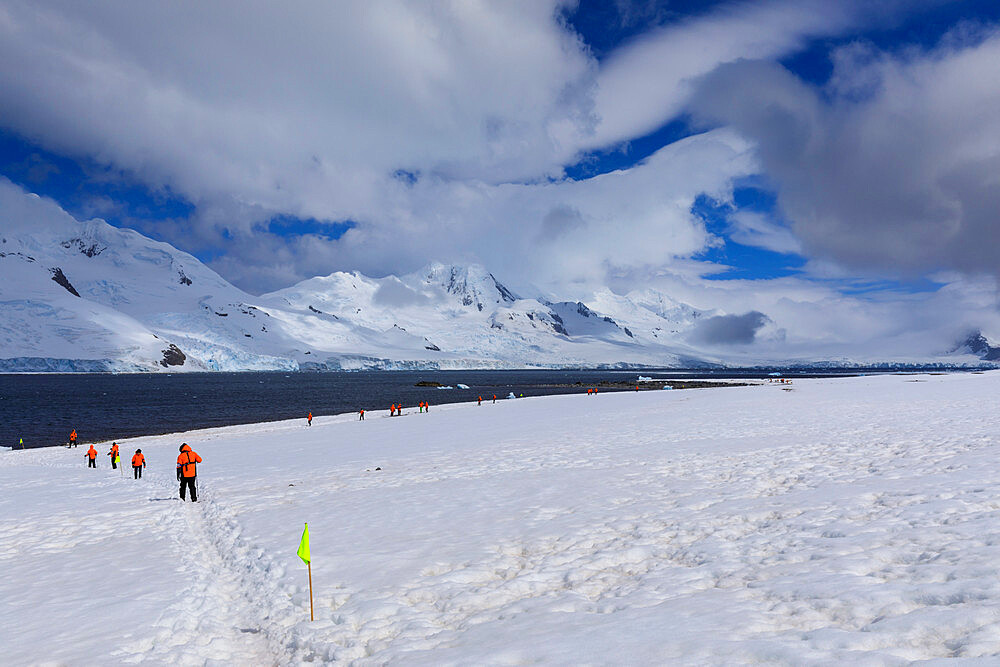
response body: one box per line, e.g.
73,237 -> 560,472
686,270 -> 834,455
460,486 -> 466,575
0,182 -> 995,372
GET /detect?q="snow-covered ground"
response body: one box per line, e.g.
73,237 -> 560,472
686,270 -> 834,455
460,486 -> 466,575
4,372 -> 1000,664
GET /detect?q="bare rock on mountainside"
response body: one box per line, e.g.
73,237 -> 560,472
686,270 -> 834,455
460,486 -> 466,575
49,267 -> 81,297
160,344 -> 186,367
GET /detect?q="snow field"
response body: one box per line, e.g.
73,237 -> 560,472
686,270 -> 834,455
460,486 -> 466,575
4,373 -> 1000,664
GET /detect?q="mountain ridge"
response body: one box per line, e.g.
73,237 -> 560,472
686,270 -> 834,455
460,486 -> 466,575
1,182 -> 996,372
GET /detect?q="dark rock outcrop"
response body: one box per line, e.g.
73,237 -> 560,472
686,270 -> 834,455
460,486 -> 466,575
160,344 -> 186,367
49,267 -> 81,297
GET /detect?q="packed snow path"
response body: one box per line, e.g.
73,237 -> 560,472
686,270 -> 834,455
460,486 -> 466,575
4,372 -> 1000,664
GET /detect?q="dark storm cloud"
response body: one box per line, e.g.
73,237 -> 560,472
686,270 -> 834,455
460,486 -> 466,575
688,30 -> 1000,278
539,204 -> 586,240
691,311 -> 770,345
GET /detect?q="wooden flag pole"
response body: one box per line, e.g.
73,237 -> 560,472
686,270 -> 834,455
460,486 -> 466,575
307,561 -> 315,621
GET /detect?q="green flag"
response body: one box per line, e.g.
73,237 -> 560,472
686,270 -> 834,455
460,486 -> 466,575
297,523 -> 311,564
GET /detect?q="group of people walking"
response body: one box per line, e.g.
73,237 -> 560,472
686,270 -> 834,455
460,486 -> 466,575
387,401 -> 430,417
76,429 -> 201,501
83,441 -> 147,478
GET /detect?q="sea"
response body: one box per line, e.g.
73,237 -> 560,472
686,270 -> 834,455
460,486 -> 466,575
0,368 -> 918,449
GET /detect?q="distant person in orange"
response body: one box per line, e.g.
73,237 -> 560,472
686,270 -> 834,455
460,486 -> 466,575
359,409 -> 365,421
108,442 -> 119,469
307,411 -> 313,426
131,449 -> 146,479
69,429 -> 78,447
478,395 -> 482,406
85,444 -> 97,468
390,404 -> 397,417
492,394 -> 496,404
177,443 -> 203,502
587,388 -> 592,396
425,401 -> 429,412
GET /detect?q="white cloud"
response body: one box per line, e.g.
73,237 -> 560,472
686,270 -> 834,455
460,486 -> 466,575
0,1 -> 920,257
727,210 -> 802,255
0,1 -> 592,212
688,26 -> 1000,279
584,0 -> 864,150
260,128 -> 758,297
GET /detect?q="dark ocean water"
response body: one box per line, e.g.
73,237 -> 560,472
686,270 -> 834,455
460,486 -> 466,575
0,368 -> 874,449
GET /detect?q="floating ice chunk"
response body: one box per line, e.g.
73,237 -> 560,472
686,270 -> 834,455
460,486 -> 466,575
456,383 -> 470,389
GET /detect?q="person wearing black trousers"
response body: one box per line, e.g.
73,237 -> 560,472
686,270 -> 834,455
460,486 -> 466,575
132,449 -> 146,479
177,443 -> 203,502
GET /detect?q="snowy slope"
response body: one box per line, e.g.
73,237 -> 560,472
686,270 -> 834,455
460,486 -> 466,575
6,373 -> 1000,663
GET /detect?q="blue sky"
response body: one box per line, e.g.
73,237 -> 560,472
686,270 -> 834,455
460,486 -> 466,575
0,0 -> 998,313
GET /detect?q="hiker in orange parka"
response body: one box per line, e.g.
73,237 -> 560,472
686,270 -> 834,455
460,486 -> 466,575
307,411 -> 313,426
108,442 -> 119,469
131,449 -> 146,479
85,445 -> 97,468
177,443 -> 203,502
70,429 -> 78,447
492,394 -> 496,403
478,395 -> 482,406
359,409 -> 365,420
390,404 -> 396,417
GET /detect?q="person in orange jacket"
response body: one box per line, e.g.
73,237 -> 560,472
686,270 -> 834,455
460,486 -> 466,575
390,403 -> 396,417
478,395 -> 482,406
307,411 -> 313,426
85,444 -> 97,468
108,442 -> 119,469
131,449 -> 146,479
69,429 -> 78,448
359,409 -> 365,420
177,443 -> 203,502
492,394 -> 496,404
